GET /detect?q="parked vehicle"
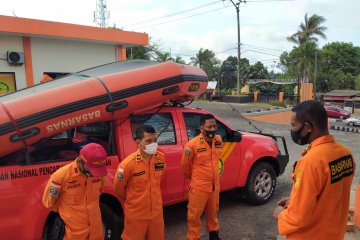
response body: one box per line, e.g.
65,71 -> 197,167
0,60 -> 289,240
325,106 -> 351,119
0,105 -> 289,239
344,117 -> 360,127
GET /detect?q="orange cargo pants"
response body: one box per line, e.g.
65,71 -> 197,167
121,213 -> 165,240
187,187 -> 220,240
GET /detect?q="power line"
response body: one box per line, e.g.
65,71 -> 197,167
242,43 -> 285,52
245,0 -> 295,2
242,49 -> 281,57
130,5 -> 231,30
124,1 -> 221,28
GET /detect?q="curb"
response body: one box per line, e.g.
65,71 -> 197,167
243,106 -> 293,116
330,126 -> 360,133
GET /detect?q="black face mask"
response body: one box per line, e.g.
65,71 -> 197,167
291,124 -> 311,145
203,130 -> 216,139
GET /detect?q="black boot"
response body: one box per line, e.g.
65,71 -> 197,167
209,231 -> 221,240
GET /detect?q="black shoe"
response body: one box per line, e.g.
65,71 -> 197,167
209,231 -> 221,240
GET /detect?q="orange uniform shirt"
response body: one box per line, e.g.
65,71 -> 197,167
42,161 -> 105,240
113,150 -> 166,219
181,134 -> 223,192
278,135 -> 355,240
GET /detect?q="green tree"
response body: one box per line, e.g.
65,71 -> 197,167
190,48 -> 220,81
248,61 -> 270,79
173,56 -> 186,64
126,46 -> 150,60
287,13 -> 327,45
219,56 -> 238,89
321,42 -> 360,76
126,39 -> 163,60
287,13 -> 327,86
154,51 -> 174,62
355,75 -> 360,90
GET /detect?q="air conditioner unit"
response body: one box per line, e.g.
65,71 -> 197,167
7,51 -> 24,65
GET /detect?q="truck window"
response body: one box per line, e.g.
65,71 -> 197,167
130,113 -> 176,145
0,121 -> 113,166
182,112 -> 230,142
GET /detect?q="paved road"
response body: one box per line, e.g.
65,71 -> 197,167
163,101 -> 360,240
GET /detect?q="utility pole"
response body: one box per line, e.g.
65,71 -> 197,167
313,51 -> 317,100
227,0 -> 243,95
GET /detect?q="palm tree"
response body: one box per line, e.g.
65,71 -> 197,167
190,48 -> 220,81
154,51 -> 174,62
287,13 -> 327,45
287,13 -> 327,93
173,56 -> 186,64
190,48 -> 218,69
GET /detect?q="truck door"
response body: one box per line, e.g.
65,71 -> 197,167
0,133 -> 76,239
180,112 -> 241,190
129,112 -> 185,204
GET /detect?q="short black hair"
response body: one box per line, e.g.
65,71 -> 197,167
292,100 -> 328,132
135,125 -> 156,140
200,114 -> 216,126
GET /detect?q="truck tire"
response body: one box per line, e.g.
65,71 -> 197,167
100,203 -> 122,240
245,162 -> 276,205
43,213 -> 65,240
44,203 -> 122,240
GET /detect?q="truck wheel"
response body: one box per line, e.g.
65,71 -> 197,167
43,213 -> 65,240
101,203 -> 122,240
245,162 -> 276,205
44,204 -> 122,240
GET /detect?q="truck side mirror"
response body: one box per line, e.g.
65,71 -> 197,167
231,131 -> 242,142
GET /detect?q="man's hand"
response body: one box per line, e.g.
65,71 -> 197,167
277,197 -> 290,208
273,206 -> 284,219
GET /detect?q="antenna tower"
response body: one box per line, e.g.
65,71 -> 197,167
93,0 -> 110,28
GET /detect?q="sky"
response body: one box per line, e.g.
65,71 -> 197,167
1,0 -> 359,72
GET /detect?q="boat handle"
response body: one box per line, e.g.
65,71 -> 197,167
106,100 -> 128,112
9,127 -> 40,142
162,85 -> 179,95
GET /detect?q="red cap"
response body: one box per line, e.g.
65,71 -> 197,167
80,143 -> 108,177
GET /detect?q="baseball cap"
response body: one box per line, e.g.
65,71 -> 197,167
80,143 -> 108,177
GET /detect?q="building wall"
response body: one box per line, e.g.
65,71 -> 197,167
1,35 -> 118,90
0,35 -> 27,89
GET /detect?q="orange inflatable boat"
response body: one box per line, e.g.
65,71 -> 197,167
0,60 -> 207,157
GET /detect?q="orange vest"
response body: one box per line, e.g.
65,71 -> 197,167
113,150 -> 166,219
278,135 -> 355,240
42,161 -> 105,240
181,134 -> 223,192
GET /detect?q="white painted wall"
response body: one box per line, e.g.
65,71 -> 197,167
31,38 -> 117,84
1,35 -> 118,89
0,35 -> 27,90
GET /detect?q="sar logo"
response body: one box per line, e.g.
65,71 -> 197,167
219,157 -> 224,175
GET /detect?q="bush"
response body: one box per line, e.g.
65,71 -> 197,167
269,100 -> 287,107
220,88 -> 233,96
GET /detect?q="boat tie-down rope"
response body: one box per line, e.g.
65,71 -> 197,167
73,73 -> 114,112
0,102 -> 34,152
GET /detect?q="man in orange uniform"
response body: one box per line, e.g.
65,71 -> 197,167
42,143 -> 108,240
113,125 -> 166,240
273,100 -> 355,240
181,114 -> 223,240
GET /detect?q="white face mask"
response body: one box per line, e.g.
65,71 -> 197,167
143,142 -> 158,155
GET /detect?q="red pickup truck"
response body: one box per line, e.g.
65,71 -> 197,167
0,104 -> 289,240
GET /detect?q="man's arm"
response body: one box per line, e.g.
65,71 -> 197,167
181,144 -> 194,179
278,162 -> 323,235
42,172 -> 63,211
113,163 -> 132,201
